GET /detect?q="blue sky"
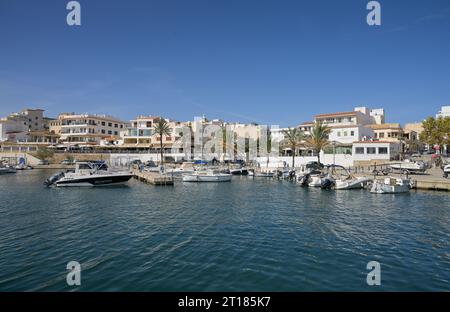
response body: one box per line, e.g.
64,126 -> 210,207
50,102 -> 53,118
1,0 -> 450,126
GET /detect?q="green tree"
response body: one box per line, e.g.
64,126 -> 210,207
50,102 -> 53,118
153,118 -> 172,165
421,116 -> 450,153
305,122 -> 331,164
281,127 -> 306,168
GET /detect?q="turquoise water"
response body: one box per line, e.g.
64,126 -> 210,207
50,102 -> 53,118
0,170 -> 449,291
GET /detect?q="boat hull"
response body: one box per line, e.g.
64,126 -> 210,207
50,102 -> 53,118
182,174 -> 232,182
335,178 -> 372,190
55,174 -> 133,187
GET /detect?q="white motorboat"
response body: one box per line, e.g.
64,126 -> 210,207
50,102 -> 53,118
168,162 -> 196,175
335,176 -> 372,190
370,177 -> 411,194
389,160 -> 427,174
182,169 -> 232,182
45,161 -> 133,187
0,166 -> 16,174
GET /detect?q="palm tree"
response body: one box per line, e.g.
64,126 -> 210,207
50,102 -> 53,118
305,122 -> 331,164
153,118 -> 172,165
281,127 -> 305,168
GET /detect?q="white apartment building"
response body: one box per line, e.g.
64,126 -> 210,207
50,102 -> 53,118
436,106 -> 450,118
313,106 -> 384,144
121,116 -> 184,150
57,113 -> 126,145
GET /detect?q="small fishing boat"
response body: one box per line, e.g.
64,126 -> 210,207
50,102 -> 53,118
370,177 -> 411,194
334,176 -> 372,190
182,169 -> 232,182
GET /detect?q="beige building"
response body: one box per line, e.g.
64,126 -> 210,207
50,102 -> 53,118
121,116 -> 183,150
57,113 -> 126,145
0,108 -> 57,144
367,123 -> 404,142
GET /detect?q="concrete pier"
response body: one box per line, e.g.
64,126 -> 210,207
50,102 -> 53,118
133,169 -> 174,186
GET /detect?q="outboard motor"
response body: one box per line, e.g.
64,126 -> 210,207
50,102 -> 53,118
44,172 -> 65,186
298,173 -> 310,187
321,176 -> 335,189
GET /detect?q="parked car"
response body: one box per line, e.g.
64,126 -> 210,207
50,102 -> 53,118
61,159 -> 75,165
38,160 -> 49,165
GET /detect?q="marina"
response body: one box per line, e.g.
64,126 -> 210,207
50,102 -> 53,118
0,169 -> 448,291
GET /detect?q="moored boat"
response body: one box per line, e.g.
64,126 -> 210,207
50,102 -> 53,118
45,161 -> 133,187
370,177 -> 411,194
182,169 -> 232,182
334,176 -> 372,190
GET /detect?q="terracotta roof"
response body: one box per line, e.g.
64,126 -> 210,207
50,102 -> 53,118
315,111 -> 356,118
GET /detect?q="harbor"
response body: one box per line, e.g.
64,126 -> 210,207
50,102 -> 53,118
0,169 -> 448,291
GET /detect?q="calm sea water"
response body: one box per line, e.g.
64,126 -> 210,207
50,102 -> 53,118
0,170 -> 449,291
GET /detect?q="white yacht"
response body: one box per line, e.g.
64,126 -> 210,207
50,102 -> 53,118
370,177 -> 411,194
45,161 -> 133,187
182,169 -> 232,182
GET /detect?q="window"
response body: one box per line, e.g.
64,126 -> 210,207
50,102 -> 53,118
114,124 -> 118,128
350,131 -> 355,136
108,130 -> 112,135
120,125 -> 123,129
379,133 -> 384,138
367,147 -> 376,154
108,123 -> 112,127
101,129 -> 105,134
343,131 -> 348,136
102,122 -> 106,126
355,147 -> 364,154
114,131 -> 118,135
378,147 -> 388,154
337,132 -> 341,137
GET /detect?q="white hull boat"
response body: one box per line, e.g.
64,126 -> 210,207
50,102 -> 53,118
370,177 -> 411,194
45,161 -> 133,187
0,167 -> 16,174
335,177 -> 372,190
389,160 -> 426,174
182,170 -> 232,182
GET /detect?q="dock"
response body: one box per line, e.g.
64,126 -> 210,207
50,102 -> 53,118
133,169 -> 174,186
